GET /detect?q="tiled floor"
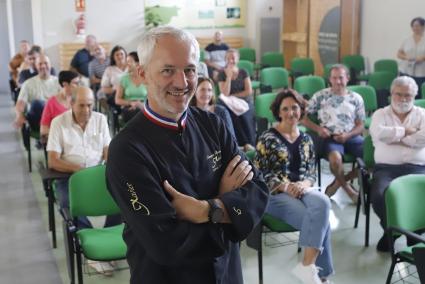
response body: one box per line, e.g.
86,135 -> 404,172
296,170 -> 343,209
0,93 -> 421,284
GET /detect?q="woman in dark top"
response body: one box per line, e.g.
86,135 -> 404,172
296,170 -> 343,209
218,49 -> 256,151
254,89 -> 334,284
190,77 -> 236,138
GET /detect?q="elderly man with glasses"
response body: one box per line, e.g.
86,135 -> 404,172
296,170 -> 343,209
370,76 -> 425,252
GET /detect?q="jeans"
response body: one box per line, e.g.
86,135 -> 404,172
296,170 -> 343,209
55,178 -> 121,229
266,190 -> 334,278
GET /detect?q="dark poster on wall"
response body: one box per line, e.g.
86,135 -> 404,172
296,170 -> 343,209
317,7 -> 340,67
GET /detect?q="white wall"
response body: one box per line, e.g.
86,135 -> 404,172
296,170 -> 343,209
360,0 -> 425,73
31,0 -> 144,70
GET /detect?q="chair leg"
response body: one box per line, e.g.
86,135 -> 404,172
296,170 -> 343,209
365,193 -> 370,247
317,159 -> 322,187
354,193 -> 361,228
76,250 -> 84,284
47,181 -> 57,248
258,232 -> 263,284
63,221 -> 75,284
28,143 -> 32,172
386,259 -> 397,284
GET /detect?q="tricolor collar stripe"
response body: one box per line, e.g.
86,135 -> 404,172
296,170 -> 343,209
143,101 -> 187,130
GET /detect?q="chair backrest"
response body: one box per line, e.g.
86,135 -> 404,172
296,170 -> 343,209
290,57 -> 315,77
200,49 -> 205,62
239,47 -> 256,63
386,174 -> 425,232
255,92 -> 278,124
362,135 -> 375,169
294,75 -> 325,99
348,85 -> 378,112
368,71 -> 395,91
261,52 -> 285,68
414,99 -> 425,108
260,67 -> 289,90
374,59 -> 398,78
342,54 -> 365,75
238,60 -> 255,77
69,165 -> 121,217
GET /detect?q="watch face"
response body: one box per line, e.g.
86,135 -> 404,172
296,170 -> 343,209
211,207 -> 224,223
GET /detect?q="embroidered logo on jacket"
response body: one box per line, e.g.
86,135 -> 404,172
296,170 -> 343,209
126,182 -> 150,215
207,150 -> 222,172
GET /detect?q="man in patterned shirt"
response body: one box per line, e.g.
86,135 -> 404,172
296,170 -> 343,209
302,64 -> 365,203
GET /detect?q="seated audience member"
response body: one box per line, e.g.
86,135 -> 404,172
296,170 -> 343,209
47,86 -> 121,275
15,54 -> 61,130
70,34 -> 96,78
9,40 -> 31,84
100,45 -> 127,108
370,76 -> 425,252
40,71 -> 80,140
18,47 -> 56,86
204,30 -> 229,80
302,64 -> 365,203
255,89 -> 333,284
115,51 -> 147,123
190,77 -> 235,137
218,48 -> 256,151
88,44 -> 110,92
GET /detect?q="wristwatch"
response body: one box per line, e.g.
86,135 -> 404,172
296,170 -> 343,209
207,199 -> 224,224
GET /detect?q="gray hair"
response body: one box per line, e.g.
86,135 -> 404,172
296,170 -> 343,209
329,63 -> 350,78
137,26 -> 199,67
391,76 -> 418,96
71,86 -> 94,103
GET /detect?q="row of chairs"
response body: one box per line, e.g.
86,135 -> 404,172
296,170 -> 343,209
39,164 -> 126,284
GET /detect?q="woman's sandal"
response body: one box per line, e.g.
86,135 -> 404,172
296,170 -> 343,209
325,179 -> 339,197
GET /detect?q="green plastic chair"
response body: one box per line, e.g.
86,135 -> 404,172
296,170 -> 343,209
260,52 -> 285,68
342,54 -> 368,83
294,75 -> 325,99
260,67 -> 289,91
368,71 -> 396,108
238,47 -> 256,63
374,59 -> 398,78
65,165 -> 126,283
238,60 -> 260,91
290,57 -> 315,80
414,99 -> 425,108
385,174 -> 425,284
199,49 -> 205,62
354,135 -> 374,247
254,92 -> 277,136
348,85 -> 378,129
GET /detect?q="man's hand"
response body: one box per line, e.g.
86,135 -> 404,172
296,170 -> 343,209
405,127 -> 418,136
333,132 -> 350,144
318,127 -> 331,138
219,155 -> 253,195
163,180 -> 208,223
285,182 -> 304,199
129,101 -> 143,110
14,115 -> 26,129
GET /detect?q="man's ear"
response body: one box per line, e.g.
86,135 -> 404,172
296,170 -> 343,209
137,65 -> 148,84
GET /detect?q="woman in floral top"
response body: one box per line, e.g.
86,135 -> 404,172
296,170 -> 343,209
254,89 -> 334,284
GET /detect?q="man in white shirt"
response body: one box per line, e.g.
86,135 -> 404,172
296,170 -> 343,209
47,86 -> 119,274
14,54 -> 61,130
370,76 -> 425,252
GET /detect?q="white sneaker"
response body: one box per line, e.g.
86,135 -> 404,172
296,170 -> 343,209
87,260 -> 114,276
292,262 -> 322,284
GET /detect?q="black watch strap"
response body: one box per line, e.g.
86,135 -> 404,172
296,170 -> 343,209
207,199 -> 224,224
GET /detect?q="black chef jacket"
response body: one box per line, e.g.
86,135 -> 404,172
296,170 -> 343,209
106,104 -> 269,284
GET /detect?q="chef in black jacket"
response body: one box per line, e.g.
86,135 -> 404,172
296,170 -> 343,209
106,26 -> 269,284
